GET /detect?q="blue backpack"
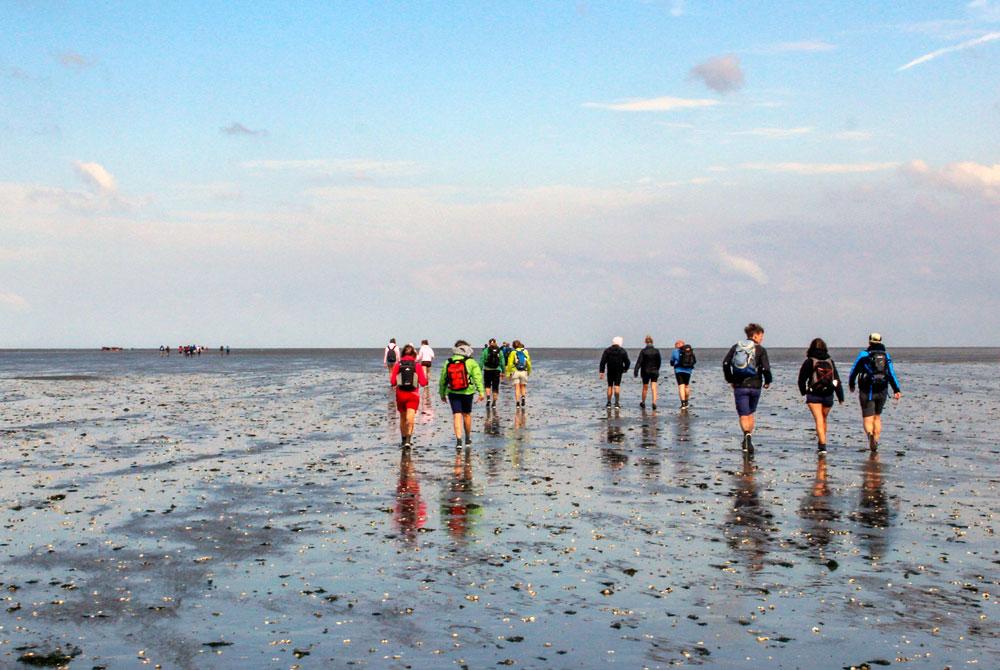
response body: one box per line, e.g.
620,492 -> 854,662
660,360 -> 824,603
731,340 -> 757,377
514,349 -> 528,371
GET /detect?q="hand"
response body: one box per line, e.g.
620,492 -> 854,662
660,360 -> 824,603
440,396 -> 446,403
476,394 -> 484,403
763,384 -> 770,390
849,385 -> 855,393
893,392 -> 901,400
599,372 -> 605,380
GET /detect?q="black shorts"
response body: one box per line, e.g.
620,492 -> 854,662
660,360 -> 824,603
640,372 -> 659,384
675,372 -> 691,385
448,393 -> 474,414
860,394 -> 887,417
483,369 -> 501,392
606,371 -> 623,387
806,393 -> 834,408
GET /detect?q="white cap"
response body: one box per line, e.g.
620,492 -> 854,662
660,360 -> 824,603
612,336 -> 623,346
869,332 -> 882,344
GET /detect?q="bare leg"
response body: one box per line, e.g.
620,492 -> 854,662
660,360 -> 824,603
405,408 -> 416,439
651,381 -> 658,406
863,415 -> 875,444
808,403 -> 826,444
872,415 -> 882,444
677,383 -> 684,402
641,383 -> 649,404
462,413 -> 473,439
517,383 -> 526,403
613,385 -> 621,405
739,414 -> 755,435
452,413 -> 463,440
606,385 -> 613,403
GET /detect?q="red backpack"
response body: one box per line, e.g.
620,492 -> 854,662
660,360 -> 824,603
445,357 -> 470,391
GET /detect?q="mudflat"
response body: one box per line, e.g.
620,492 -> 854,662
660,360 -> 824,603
1,349 -> 996,668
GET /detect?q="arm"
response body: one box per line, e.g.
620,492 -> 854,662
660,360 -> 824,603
691,350 -> 697,366
479,349 -> 488,370
390,362 -> 400,387
848,351 -> 865,391
722,346 -> 735,384
670,350 -> 678,368
833,362 -> 845,402
633,351 -> 643,377
599,349 -> 608,374
887,355 -> 901,395
622,353 -> 630,373
438,365 -> 448,398
759,347 -> 772,386
505,351 -> 515,376
525,350 -> 532,374
797,360 -> 811,396
416,361 -> 428,387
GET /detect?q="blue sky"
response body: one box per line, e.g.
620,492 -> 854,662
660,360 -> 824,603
1,1 -> 999,347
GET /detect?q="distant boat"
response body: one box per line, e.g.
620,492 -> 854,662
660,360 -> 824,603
100,346 -> 124,352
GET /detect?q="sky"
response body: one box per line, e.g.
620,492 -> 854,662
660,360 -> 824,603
1,1 -> 999,348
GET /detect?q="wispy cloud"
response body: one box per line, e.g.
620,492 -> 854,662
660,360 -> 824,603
73,161 -> 117,193
903,159 -> 1000,202
241,159 -> 421,178
753,40 -> 836,54
717,248 -> 768,284
58,52 -> 93,69
740,162 -> 899,175
583,96 -> 718,112
731,126 -> 813,138
833,130 -> 873,141
689,54 -> 744,94
221,122 -> 267,137
0,291 -> 29,310
898,31 -> 1000,71
669,0 -> 685,17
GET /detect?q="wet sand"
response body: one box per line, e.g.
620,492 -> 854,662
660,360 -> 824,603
0,349 -> 997,668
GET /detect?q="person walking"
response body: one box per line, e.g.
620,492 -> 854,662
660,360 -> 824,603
383,338 -> 400,382
439,340 -> 485,447
480,338 -> 505,407
633,335 -> 661,410
848,333 -> 902,452
390,343 -> 429,447
599,337 -> 630,408
722,323 -> 772,455
797,337 -> 844,454
669,339 -> 697,409
505,340 -> 532,407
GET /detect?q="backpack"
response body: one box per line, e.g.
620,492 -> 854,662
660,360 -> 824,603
865,350 -> 889,391
397,359 -> 417,391
731,340 -> 757,377
386,345 -> 397,364
514,349 -> 528,371
445,357 -> 470,391
809,358 -> 835,394
679,344 -> 696,368
485,346 -> 501,369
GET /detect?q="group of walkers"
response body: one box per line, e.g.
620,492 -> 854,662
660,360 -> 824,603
382,325 -> 903,456
385,338 -> 532,448
158,344 -> 229,357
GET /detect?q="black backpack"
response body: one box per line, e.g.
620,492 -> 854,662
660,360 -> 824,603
397,359 -> 417,391
865,351 -> 888,391
809,358 -> 835,394
386,345 -> 397,364
486,346 -> 501,369
679,344 -> 696,368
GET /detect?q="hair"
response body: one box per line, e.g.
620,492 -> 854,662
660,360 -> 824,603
454,339 -> 469,348
421,339 -> 428,345
389,337 -> 396,343
645,335 -> 653,345
489,338 -> 497,345
744,323 -> 764,338
402,343 -> 417,357
512,340 -> 523,348
808,337 -> 827,353
674,339 -> 684,348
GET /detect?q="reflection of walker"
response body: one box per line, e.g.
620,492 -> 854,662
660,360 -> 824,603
394,449 -> 426,542
441,447 -> 483,540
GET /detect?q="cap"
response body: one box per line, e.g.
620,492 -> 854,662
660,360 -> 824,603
612,336 -> 623,347
868,332 -> 882,344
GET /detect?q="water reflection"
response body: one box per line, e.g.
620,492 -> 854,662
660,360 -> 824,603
394,448 -> 426,542
601,407 -> 628,473
441,447 -> 482,540
638,408 -> 661,481
798,455 -> 839,559
852,452 -> 892,560
504,407 -> 527,470
724,453 -> 772,572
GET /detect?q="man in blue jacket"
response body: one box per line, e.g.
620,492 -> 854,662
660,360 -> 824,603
848,332 -> 902,451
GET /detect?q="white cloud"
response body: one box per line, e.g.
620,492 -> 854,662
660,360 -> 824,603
0,291 -> 28,310
898,31 -> 1000,71
73,161 -> 117,193
689,54 -> 744,94
241,159 -> 420,178
739,162 -> 899,175
717,248 -> 768,284
833,131 -> 873,141
670,0 -> 684,17
731,126 -> 813,138
903,159 -> 1000,202
583,96 -> 719,112
754,40 -> 837,54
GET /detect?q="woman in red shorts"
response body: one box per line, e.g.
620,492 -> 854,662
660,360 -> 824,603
391,343 -> 429,447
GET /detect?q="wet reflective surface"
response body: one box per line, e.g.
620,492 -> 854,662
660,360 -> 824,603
0,349 -> 997,668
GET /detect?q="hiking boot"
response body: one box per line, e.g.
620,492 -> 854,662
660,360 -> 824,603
817,442 -> 827,454
639,402 -> 645,409
651,403 -> 657,410
606,400 -> 612,408
456,438 -> 463,448
464,436 -> 472,446
741,433 -> 754,455
491,399 -> 497,407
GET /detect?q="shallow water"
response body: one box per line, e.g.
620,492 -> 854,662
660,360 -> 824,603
0,349 -> 997,669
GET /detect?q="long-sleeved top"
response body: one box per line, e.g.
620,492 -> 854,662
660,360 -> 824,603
797,348 -> 845,402
390,355 -> 429,390
722,342 -> 773,388
439,355 -> 485,396
505,348 -> 532,375
633,345 -> 661,376
415,344 -> 435,364
383,343 -> 399,366
480,345 -> 505,371
848,344 -> 901,397
669,347 -> 696,374
599,345 -> 630,375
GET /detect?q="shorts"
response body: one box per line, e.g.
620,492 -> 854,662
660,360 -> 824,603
640,372 -> 659,384
860,394 -> 887,417
484,369 -> 501,392
805,393 -> 834,408
733,386 -> 762,417
606,371 -> 623,387
675,372 -> 691,385
510,370 -> 529,386
421,361 -> 432,369
395,390 -> 420,412
448,393 -> 474,414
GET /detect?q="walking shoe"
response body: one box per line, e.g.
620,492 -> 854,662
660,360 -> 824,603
867,433 -> 877,451
817,442 -> 827,454
741,433 -> 754,455
456,438 -> 463,448
491,399 -> 497,407
464,436 -> 472,446
639,402 -> 645,409
606,400 -> 612,408
651,403 -> 657,410
614,401 -> 621,409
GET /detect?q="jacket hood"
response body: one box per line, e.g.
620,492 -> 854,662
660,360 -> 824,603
453,344 -> 474,358
867,343 -> 886,352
